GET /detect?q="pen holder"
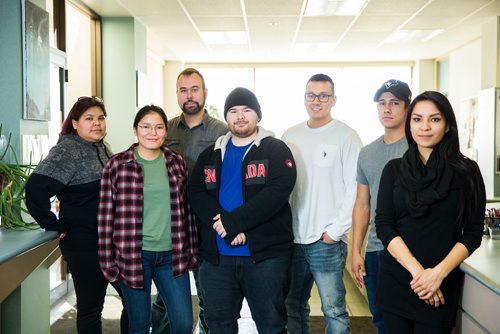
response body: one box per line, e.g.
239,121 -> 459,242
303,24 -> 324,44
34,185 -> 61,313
484,217 -> 500,239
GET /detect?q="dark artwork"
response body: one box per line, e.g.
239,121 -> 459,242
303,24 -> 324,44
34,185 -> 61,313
24,0 -> 50,121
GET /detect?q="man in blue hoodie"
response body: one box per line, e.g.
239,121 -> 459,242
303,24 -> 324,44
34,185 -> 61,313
188,87 -> 296,333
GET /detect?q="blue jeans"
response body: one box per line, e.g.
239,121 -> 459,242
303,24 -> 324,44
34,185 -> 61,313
199,255 -> 290,334
365,251 -> 385,334
151,267 -> 208,334
119,250 -> 192,334
286,241 -> 350,334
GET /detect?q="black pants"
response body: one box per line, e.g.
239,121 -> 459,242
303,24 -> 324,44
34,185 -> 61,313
62,249 -> 128,334
382,311 -> 452,334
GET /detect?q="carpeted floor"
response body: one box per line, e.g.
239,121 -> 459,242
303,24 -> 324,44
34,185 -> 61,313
310,316 -> 376,333
52,307 -> 376,333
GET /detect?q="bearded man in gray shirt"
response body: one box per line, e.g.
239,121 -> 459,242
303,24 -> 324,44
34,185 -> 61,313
152,68 -> 227,334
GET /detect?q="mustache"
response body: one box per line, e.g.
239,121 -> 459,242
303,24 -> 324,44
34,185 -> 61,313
183,100 -> 199,107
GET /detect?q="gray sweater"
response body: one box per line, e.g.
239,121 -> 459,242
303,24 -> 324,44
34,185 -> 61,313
26,134 -> 111,251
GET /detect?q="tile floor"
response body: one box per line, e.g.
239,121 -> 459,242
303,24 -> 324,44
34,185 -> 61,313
51,269 -> 370,333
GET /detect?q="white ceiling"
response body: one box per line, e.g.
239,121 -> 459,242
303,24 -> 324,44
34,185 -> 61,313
79,0 -> 500,63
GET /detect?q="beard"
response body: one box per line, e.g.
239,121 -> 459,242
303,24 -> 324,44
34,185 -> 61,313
182,100 -> 204,115
229,122 -> 258,139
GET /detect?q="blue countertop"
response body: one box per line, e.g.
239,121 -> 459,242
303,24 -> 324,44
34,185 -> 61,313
460,237 -> 500,294
0,228 -> 58,265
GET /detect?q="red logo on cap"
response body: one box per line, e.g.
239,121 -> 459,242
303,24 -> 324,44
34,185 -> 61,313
285,159 -> 293,168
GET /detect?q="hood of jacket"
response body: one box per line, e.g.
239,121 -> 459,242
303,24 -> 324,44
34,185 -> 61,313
214,126 -> 275,160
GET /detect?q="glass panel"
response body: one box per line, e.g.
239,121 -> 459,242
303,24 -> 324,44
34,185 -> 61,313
66,2 -> 92,110
196,68 -> 254,120
197,65 -> 411,144
46,0 -> 55,48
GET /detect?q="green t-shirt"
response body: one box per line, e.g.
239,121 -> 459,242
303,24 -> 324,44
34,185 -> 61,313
135,148 -> 172,251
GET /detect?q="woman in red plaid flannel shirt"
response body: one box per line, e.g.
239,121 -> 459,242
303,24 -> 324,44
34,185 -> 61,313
97,105 -> 199,334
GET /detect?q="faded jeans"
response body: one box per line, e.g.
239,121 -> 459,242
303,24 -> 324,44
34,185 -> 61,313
286,240 -> 350,334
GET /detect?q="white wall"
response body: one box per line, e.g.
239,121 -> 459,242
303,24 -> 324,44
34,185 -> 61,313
448,40 -> 482,115
163,61 -> 185,119
145,51 -> 164,108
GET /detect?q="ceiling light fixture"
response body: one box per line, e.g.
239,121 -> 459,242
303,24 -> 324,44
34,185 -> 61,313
421,29 -> 445,42
305,0 -> 366,16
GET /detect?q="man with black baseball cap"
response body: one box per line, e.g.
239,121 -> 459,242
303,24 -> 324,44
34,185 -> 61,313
352,79 -> 412,333
373,79 -> 412,105
189,87 -> 296,333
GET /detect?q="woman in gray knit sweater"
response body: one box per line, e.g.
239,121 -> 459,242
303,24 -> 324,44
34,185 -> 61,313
26,97 -> 127,334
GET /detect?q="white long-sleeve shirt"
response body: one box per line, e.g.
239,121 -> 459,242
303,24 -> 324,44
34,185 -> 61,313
282,119 -> 362,244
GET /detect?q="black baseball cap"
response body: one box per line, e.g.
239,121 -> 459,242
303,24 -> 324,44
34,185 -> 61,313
373,79 -> 411,103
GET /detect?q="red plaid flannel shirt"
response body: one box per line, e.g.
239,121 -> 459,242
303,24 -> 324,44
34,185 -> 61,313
98,144 -> 199,288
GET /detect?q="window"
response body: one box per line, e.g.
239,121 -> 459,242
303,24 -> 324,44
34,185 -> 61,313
199,65 -> 412,144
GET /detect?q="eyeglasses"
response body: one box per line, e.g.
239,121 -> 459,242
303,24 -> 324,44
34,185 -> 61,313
137,123 -> 166,132
304,93 -> 333,103
177,87 -> 201,95
78,96 -> 104,103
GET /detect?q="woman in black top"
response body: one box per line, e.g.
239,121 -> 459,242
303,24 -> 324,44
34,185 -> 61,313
25,97 -> 127,334
375,91 -> 485,333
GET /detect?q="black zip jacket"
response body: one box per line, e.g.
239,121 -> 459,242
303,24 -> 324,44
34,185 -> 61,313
188,127 -> 296,264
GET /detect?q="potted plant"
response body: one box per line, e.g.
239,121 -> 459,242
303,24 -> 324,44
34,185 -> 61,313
0,124 -> 38,229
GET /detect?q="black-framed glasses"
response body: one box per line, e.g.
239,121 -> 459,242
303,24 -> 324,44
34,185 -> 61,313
304,93 -> 333,103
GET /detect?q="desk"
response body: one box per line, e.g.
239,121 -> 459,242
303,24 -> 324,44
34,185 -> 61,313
0,228 -> 59,334
456,237 -> 500,333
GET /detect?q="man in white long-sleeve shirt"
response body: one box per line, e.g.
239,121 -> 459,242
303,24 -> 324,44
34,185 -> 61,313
282,73 -> 362,334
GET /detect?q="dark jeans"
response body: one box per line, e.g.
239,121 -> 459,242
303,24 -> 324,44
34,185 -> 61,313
382,311 -> 451,334
199,255 -> 291,334
364,250 -> 385,334
61,248 -> 128,334
151,267 -> 208,334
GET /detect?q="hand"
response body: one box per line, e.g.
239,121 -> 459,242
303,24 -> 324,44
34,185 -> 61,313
212,214 -> 227,238
230,233 -> 246,246
320,232 -> 337,244
411,267 -> 445,300
424,289 -> 445,308
59,232 -> 67,239
351,252 -> 366,289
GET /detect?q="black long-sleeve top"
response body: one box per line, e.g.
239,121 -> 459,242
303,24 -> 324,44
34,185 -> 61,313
374,158 -> 485,327
25,134 -> 110,252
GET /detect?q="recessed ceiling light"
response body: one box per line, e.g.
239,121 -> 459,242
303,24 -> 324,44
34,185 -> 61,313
383,29 -> 445,44
305,0 -> 366,16
421,29 -> 445,42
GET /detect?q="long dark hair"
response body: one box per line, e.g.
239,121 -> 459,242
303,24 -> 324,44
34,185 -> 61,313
61,96 -> 106,135
405,91 -> 483,227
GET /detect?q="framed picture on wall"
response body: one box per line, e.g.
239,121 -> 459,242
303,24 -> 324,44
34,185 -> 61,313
22,0 -> 50,121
